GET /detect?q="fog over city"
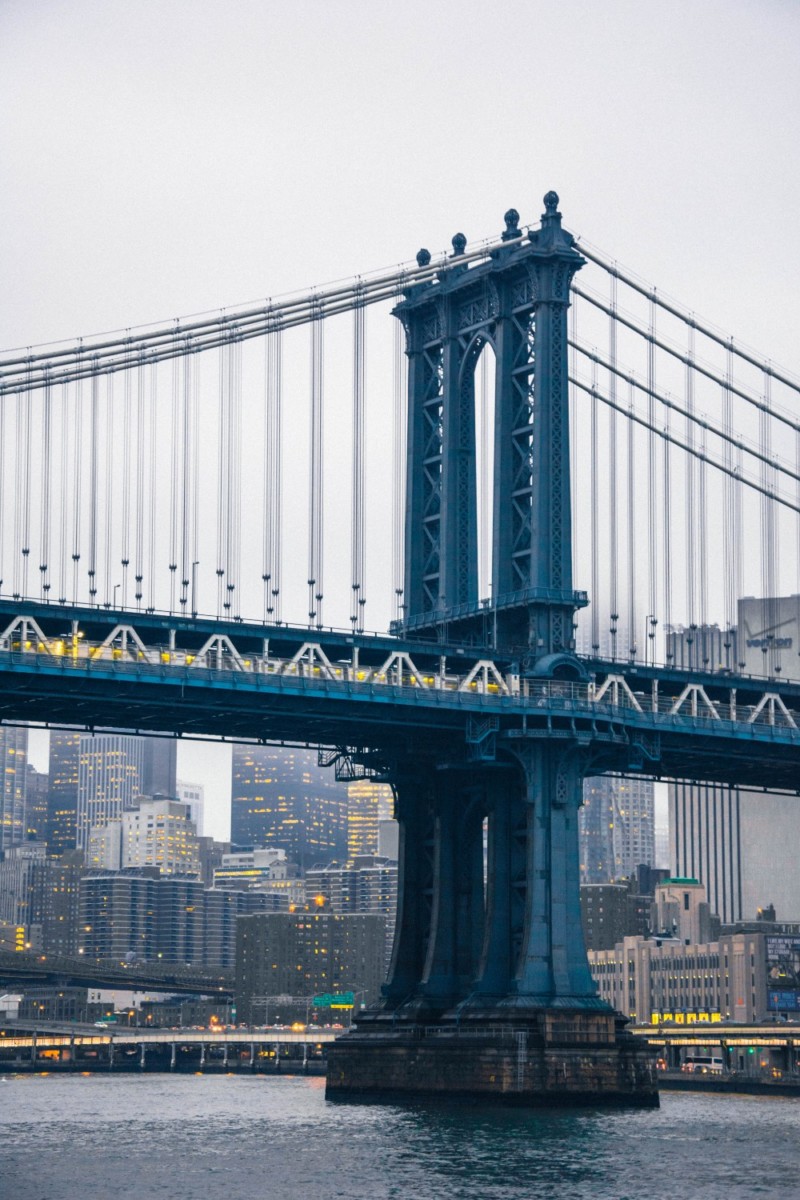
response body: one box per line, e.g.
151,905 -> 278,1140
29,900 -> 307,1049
2,1 -> 799,839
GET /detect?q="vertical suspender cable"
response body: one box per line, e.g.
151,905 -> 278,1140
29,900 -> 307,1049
21,368 -> 32,598
699,411 -> 709,653
627,379 -> 637,660
262,322 -> 270,621
104,373 -> 114,606
760,368 -> 777,676
685,324 -> 696,638
662,361 -> 672,663
263,316 -> 283,622
147,361 -> 157,612
233,338 -> 242,619
59,383 -> 68,602
180,346 -> 193,613
40,371 -> 52,598
590,359 -> 599,654
480,342 -> 491,600
169,347 -> 180,613
722,341 -> 735,663
191,344 -> 199,616
392,300 -> 405,623
570,294 -> 579,605
308,300 -> 324,627
647,291 -> 658,664
351,286 -> 366,631
13,390 -> 22,597
121,349 -> 132,607
224,336 -> 241,615
0,385 -> 5,594
216,338 -> 226,618
134,356 -> 145,609
608,275 -> 618,659
72,354 -> 83,604
88,366 -> 99,600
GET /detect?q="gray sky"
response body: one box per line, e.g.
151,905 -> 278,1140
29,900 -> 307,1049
2,0 -> 799,838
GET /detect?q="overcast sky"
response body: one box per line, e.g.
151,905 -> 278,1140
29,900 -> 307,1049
2,0 -> 799,838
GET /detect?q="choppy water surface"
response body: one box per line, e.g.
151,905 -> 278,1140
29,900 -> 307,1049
1,1074 -> 798,1199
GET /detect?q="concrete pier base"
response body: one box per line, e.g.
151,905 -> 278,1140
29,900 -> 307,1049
326,1011 -> 659,1108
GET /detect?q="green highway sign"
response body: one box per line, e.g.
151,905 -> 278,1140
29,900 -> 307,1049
312,991 -> 355,1008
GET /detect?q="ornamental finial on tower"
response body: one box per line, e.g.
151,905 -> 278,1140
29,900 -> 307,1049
451,232 -> 467,257
543,190 -> 560,216
416,248 -> 431,267
502,208 -> 521,241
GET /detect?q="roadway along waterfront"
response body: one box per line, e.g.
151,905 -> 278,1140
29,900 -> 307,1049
0,1025 -> 336,1073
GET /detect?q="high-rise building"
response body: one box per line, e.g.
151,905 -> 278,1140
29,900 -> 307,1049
0,725 -> 28,854
50,733 -> 177,854
346,781 -> 394,861
670,783 -> 800,923
613,777 -> 656,878
668,600 -> 800,923
580,775 -> 655,883
24,764 -> 49,842
230,745 -> 347,869
140,739 -> 177,799
78,870 -> 287,968
580,777 -> 616,883
80,871 -> 161,962
76,734 -> 145,849
176,780 -> 205,836
305,854 -> 398,968
47,730 -> 81,855
235,908 -> 385,1023
0,842 -> 84,955
122,797 -> 200,877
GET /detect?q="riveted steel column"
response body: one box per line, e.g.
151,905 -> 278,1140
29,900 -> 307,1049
383,774 -> 434,1004
402,330 -> 432,620
439,302 -> 476,610
514,744 -> 598,1003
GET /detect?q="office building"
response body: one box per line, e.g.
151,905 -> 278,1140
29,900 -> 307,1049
651,876 -> 720,945
122,797 -> 200,877
47,730 -> 81,855
580,774 -> 655,883
213,847 -> 304,906
0,725 -> 28,854
140,739 -> 177,799
580,777 -> 615,883
580,881 -> 650,952
24,764 -> 49,842
670,783 -> 800,923
197,836 -> 231,887
235,907 -> 385,1023
230,745 -> 347,868
305,854 -> 398,967
49,733 -> 179,853
613,777 -> 656,878
76,734 -> 145,849
590,927 -> 800,1025
177,780 -> 205,836
669,598 -> 800,923
78,870 -> 285,968
346,781 -> 394,860
0,842 -> 84,955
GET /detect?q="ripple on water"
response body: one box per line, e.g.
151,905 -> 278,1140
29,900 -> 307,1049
1,1075 -> 798,1200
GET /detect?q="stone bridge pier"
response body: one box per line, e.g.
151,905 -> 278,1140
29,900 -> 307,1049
327,739 -> 657,1106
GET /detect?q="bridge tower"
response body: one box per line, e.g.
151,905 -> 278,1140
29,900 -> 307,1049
327,195 -> 656,1107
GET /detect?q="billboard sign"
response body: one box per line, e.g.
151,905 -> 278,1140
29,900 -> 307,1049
766,935 -> 800,1012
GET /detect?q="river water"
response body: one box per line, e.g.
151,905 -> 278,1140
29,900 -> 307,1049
1,1074 -> 798,1199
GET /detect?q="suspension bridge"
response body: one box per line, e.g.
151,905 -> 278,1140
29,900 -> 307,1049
2,191 -> 800,1105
